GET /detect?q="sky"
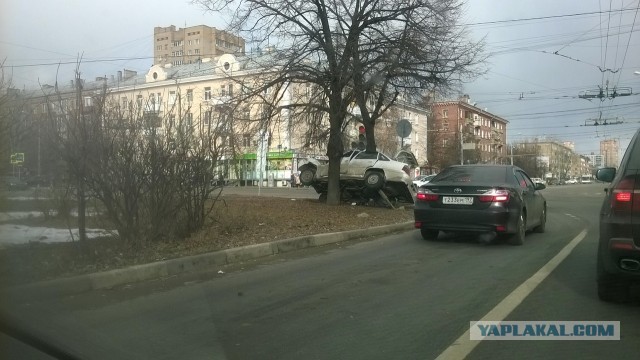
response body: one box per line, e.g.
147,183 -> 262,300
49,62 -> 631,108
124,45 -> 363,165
1,0 -> 639,158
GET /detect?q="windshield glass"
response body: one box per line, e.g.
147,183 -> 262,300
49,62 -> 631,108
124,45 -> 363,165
431,166 -> 508,183
2,1 -> 638,359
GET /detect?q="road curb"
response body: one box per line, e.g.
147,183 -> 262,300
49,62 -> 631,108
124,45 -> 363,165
4,221 -> 414,299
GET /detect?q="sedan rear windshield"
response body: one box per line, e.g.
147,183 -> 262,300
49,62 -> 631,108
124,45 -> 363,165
430,166 -> 507,183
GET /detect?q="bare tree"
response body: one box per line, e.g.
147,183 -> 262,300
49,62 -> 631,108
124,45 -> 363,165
194,0 -> 485,205
512,142 -> 542,177
40,65 -> 103,246
0,62 -> 36,178
35,67 -> 229,251
0,62 -> 16,177
87,89 -> 227,250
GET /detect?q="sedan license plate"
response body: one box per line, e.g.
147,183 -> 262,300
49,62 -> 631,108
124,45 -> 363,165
442,196 -> 473,205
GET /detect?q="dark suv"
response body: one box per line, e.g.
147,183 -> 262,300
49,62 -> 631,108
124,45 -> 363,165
596,128 -> 640,302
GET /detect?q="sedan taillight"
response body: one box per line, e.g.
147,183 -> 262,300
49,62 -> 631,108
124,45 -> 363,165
479,189 -> 510,203
417,189 -> 439,202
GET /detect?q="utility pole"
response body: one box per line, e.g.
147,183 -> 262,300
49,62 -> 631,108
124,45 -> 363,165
510,144 -> 514,165
75,70 -> 87,244
459,123 -> 463,165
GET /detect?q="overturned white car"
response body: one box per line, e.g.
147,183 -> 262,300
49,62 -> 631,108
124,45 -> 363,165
298,150 -> 416,205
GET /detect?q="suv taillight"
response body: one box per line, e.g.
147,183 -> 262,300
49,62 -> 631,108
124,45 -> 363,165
611,177 -> 635,213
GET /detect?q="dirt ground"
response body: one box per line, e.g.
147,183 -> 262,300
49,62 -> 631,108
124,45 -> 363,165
0,194 -> 413,285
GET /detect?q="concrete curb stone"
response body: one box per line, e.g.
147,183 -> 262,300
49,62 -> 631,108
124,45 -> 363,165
5,221 -> 414,299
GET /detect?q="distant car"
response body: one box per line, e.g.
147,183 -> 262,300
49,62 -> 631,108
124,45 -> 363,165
1,176 -> 29,191
298,150 -> 415,204
531,177 -> 546,186
413,174 -> 436,187
580,176 -> 592,184
414,165 -> 546,245
25,175 -> 50,187
565,178 -> 578,185
595,128 -> 640,302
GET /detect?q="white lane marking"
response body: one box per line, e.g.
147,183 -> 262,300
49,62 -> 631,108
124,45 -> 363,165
564,213 -> 580,220
435,228 -> 588,360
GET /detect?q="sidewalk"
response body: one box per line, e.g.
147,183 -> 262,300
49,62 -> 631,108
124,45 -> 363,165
4,221 -> 414,300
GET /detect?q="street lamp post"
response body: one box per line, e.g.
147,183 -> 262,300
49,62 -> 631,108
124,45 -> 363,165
510,144 -> 514,165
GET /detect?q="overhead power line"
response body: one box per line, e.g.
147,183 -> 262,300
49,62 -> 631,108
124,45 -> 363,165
465,7 -> 640,27
5,56 -> 154,68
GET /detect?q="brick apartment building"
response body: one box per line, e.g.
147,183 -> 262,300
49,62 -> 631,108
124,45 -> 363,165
427,95 -> 508,171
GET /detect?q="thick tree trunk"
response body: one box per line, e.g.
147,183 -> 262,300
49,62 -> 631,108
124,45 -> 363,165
326,114 -> 345,206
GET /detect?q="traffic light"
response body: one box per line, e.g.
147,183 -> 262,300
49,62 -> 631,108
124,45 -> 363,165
358,126 -> 366,150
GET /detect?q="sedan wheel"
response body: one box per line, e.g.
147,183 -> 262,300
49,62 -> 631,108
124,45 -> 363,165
364,171 -> 385,190
533,205 -> 546,233
299,168 -> 316,186
507,211 -> 525,246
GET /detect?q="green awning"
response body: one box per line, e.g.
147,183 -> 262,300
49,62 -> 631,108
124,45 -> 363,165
239,150 -> 294,160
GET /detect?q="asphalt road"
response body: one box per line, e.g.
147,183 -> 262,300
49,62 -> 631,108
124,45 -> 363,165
2,183 -> 640,360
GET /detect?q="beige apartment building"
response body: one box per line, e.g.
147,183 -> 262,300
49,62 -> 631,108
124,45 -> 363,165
27,52 -> 430,185
600,139 -> 619,168
154,25 -> 246,66
515,140 -> 592,181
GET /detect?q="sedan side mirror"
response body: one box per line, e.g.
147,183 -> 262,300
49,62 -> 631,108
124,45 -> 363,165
534,183 -> 546,191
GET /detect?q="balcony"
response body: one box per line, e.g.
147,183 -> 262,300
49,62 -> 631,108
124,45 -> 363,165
204,95 -> 232,106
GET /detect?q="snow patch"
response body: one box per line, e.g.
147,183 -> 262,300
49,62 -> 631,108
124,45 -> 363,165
0,224 -> 115,248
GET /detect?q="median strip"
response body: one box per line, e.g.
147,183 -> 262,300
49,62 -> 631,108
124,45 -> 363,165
4,221 -> 414,300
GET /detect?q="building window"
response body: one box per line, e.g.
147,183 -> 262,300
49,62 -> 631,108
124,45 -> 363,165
442,109 -> 448,118
243,134 -> 251,147
83,96 -> 92,107
196,39 -> 200,45
186,89 -> 193,102
185,113 -> 193,128
168,91 -> 176,105
204,87 -> 212,100
443,139 -> 448,147
204,110 -> 212,126
136,95 -> 143,108
194,49 -> 200,54
228,84 -> 233,97
220,85 -> 226,97
121,97 -> 127,109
